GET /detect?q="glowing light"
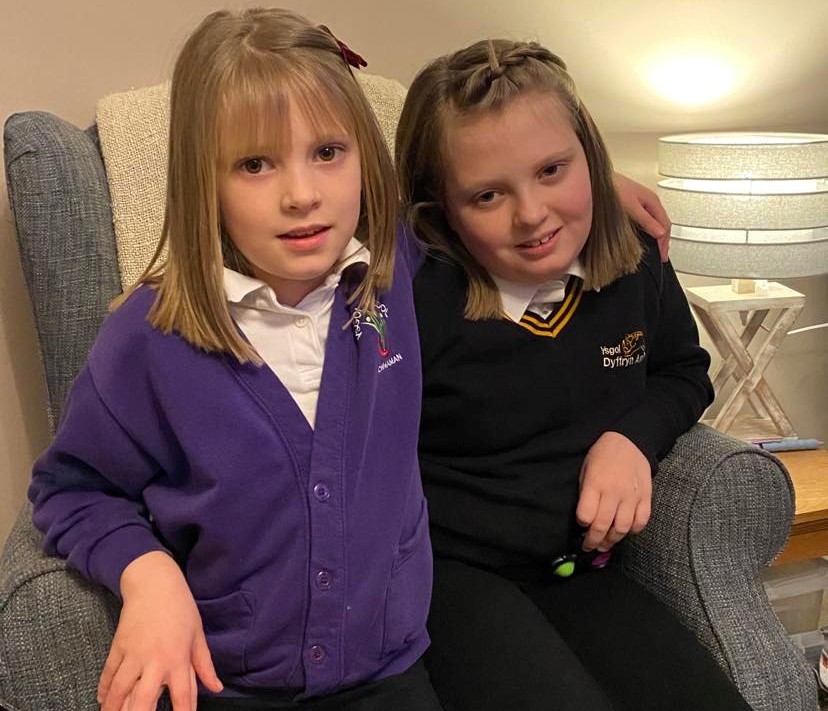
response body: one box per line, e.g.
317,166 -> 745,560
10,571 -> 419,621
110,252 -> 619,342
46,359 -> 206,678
646,55 -> 738,106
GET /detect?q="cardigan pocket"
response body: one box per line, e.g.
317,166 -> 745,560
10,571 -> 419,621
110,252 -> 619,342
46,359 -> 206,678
196,590 -> 256,675
381,498 -> 432,656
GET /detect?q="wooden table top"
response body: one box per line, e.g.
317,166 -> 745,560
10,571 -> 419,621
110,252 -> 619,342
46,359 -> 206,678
776,449 -> 828,525
685,283 -> 805,312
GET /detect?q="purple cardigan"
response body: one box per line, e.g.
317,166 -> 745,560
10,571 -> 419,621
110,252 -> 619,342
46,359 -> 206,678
29,236 -> 430,698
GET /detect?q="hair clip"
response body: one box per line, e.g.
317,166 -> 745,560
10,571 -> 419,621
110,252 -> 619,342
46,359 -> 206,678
319,26 -> 367,69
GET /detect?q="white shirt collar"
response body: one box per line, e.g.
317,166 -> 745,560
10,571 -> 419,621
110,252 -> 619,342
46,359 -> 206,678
492,258 -> 586,322
223,237 -> 369,309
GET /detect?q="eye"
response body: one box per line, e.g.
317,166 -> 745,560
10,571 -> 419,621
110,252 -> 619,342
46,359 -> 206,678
475,190 -> 498,204
241,158 -> 265,174
317,145 -> 341,162
541,163 -> 562,178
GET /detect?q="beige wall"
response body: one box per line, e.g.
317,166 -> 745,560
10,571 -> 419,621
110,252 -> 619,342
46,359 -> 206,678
2,0 -> 827,543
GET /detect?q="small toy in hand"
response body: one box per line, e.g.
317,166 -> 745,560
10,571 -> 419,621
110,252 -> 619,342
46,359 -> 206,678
551,533 -> 613,580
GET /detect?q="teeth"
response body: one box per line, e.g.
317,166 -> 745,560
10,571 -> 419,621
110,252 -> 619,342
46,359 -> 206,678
287,227 -> 322,237
524,232 -> 553,248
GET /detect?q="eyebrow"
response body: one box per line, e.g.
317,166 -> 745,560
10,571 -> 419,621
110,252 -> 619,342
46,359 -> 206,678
534,147 -> 577,168
453,147 -> 577,196
221,128 -> 355,165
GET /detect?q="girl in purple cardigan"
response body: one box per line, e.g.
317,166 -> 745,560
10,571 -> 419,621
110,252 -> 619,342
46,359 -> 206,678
30,8 -> 439,711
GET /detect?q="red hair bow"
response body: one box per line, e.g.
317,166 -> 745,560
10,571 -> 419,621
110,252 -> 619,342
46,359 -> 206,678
320,26 -> 367,69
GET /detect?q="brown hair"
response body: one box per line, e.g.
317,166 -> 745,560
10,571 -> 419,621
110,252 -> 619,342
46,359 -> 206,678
396,39 -> 642,319
116,8 -> 397,362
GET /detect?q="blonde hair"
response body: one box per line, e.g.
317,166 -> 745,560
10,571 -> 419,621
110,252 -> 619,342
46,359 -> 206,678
115,8 -> 397,362
396,39 -> 642,320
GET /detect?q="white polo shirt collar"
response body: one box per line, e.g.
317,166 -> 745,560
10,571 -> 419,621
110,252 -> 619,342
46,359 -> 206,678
492,258 -> 586,322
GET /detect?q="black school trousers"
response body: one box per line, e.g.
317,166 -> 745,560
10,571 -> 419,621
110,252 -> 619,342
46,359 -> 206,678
425,558 -> 752,711
198,660 -> 443,711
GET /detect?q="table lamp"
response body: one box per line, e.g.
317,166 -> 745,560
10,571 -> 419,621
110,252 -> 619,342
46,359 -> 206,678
657,132 -> 828,439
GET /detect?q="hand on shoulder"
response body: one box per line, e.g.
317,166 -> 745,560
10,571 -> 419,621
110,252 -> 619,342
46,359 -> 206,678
613,172 -> 671,262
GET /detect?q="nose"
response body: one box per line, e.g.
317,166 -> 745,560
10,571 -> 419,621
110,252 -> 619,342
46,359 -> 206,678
513,186 -> 549,228
281,165 -> 321,213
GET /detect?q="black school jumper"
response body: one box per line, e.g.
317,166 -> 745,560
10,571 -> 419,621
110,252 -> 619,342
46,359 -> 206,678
414,238 -> 751,711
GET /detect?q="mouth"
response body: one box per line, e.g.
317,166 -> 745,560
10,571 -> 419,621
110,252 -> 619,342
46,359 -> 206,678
517,227 -> 560,249
279,225 -> 329,239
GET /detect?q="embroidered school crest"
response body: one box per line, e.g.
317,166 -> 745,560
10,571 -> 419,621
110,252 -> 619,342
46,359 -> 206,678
621,330 -> 645,357
352,302 -> 390,356
600,330 -> 646,369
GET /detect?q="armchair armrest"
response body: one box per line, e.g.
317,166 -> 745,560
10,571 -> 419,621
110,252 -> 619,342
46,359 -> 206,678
622,423 -> 816,711
0,503 -> 171,711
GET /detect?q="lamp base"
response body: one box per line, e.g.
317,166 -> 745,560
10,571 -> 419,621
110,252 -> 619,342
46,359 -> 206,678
731,278 -> 755,294
686,282 -> 806,441
730,278 -> 770,296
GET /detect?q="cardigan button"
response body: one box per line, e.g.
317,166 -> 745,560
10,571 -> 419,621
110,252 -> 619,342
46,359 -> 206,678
309,644 -> 326,663
313,483 -> 331,502
316,569 -> 333,590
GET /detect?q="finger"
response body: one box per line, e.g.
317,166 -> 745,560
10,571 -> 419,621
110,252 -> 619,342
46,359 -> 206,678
657,234 -> 670,262
575,485 -> 600,529
190,668 -> 198,711
98,647 -> 125,703
645,199 -> 672,261
640,188 -> 670,228
596,533 -> 615,552
119,691 -> 132,711
601,501 -> 636,550
631,497 -> 652,534
633,198 -> 671,261
583,498 -> 616,551
635,205 -> 669,244
192,632 -> 223,692
127,672 -> 165,711
101,660 -> 142,711
167,666 -> 193,711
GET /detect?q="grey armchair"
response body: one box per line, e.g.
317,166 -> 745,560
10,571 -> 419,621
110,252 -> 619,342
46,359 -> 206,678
0,78 -> 817,711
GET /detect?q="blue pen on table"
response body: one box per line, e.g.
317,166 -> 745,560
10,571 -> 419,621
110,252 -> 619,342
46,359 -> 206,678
751,437 -> 824,452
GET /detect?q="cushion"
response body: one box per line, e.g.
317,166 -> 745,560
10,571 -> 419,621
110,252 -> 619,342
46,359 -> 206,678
3,112 -> 122,429
96,82 -> 170,289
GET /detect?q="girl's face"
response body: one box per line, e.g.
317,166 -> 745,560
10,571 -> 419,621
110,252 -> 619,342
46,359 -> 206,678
442,92 -> 593,285
219,103 -> 362,307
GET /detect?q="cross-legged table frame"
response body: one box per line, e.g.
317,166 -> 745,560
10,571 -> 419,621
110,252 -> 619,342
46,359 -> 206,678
685,283 -> 805,438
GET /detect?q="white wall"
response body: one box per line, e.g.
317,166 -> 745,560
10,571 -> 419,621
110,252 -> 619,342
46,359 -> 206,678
2,0 -> 826,543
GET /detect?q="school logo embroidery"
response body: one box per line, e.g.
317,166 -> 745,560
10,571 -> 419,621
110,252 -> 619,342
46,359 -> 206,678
601,330 -> 646,369
352,302 -> 390,356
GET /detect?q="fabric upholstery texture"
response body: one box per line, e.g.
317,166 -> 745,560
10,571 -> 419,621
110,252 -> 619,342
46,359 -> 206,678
0,74 -> 816,711
623,425 -> 814,710
3,112 -> 122,429
96,81 -> 170,289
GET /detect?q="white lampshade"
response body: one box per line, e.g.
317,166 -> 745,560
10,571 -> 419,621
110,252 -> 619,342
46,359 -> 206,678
657,132 -> 828,278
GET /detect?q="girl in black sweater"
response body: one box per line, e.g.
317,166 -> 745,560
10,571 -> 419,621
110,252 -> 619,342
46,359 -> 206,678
397,39 -> 751,711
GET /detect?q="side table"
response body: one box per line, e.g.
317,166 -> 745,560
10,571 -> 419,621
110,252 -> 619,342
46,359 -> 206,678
685,282 -> 805,439
775,449 -> 828,565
